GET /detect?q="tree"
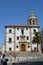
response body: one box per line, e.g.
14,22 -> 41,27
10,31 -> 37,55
32,32 -> 41,52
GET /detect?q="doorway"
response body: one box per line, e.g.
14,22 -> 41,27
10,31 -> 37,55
21,44 -> 25,52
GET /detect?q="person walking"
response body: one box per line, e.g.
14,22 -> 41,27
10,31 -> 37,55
1,54 -> 8,65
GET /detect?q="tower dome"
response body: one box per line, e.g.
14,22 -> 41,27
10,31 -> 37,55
28,12 -> 38,25
28,12 -> 37,19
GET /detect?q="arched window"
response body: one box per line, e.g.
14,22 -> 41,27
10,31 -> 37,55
9,38 -> 12,43
33,20 -> 35,25
30,20 -> 31,25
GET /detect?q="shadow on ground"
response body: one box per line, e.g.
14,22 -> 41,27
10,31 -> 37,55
12,61 -> 43,65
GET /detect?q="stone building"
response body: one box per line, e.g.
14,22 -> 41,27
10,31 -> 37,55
4,12 -> 40,53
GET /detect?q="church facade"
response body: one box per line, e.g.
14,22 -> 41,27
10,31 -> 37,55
4,12 -> 40,53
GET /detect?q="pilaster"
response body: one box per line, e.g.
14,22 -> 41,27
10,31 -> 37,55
14,28 -> 16,53
30,28 -> 32,51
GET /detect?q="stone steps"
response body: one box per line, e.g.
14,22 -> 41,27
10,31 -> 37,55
1,52 -> 43,64
4,52 -> 42,57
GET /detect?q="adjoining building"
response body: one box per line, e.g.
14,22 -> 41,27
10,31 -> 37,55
4,12 -> 41,53
0,44 -> 5,54
41,28 -> 43,53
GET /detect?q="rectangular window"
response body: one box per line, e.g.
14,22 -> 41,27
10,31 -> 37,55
9,29 -> 12,33
33,20 -> 35,25
9,48 -> 12,51
9,38 -> 12,43
17,28 -> 19,30
27,36 -> 29,40
17,37 -> 19,40
21,29 -> 24,35
30,20 -> 31,25
26,28 -> 28,30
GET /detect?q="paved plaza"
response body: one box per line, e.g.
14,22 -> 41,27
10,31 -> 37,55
0,61 -> 43,65
0,52 -> 43,65
12,62 -> 43,65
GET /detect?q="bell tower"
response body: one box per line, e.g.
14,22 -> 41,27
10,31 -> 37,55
28,12 -> 38,26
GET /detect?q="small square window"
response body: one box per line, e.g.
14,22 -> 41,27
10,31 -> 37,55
28,46 -> 30,48
28,42 -> 30,44
9,48 -> 11,51
26,28 -> 28,30
17,37 -> 19,40
27,36 -> 29,40
16,46 -> 18,48
17,28 -> 19,30
9,29 -> 12,33
33,29 -> 36,32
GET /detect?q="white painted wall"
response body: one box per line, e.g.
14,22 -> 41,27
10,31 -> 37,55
6,42 -> 14,51
32,43 -> 37,50
16,28 -> 21,36
16,48 -> 19,51
5,28 -> 15,51
6,34 -> 14,42
24,28 -> 30,42
27,48 -> 31,51
31,28 -> 40,51
16,42 -> 19,46
16,28 -> 21,43
6,28 -> 14,33
31,28 -> 39,38
16,28 -> 30,43
5,27 -> 40,52
38,44 -> 41,51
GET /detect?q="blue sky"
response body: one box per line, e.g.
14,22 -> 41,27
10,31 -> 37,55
0,0 -> 43,45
